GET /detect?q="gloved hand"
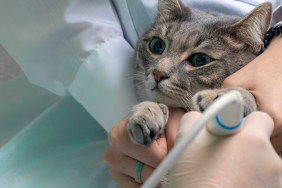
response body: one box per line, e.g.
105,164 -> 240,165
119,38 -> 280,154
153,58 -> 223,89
169,111 -> 282,187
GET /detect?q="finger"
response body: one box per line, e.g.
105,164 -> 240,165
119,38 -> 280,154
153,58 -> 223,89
165,108 -> 186,150
108,118 -> 167,167
252,90 -> 282,136
105,148 -> 154,183
177,111 -> 202,139
177,111 -> 223,147
243,111 -> 274,138
108,169 -> 140,188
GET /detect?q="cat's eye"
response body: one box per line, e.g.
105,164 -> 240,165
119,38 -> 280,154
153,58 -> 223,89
188,53 -> 213,67
149,37 -> 166,55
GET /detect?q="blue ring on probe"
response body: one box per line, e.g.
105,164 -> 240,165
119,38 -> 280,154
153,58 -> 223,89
215,115 -> 243,130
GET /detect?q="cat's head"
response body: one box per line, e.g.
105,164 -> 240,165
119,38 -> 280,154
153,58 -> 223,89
134,0 -> 272,109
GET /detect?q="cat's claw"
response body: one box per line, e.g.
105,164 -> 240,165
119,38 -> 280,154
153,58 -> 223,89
192,88 -> 256,116
192,89 -> 224,112
127,102 -> 169,145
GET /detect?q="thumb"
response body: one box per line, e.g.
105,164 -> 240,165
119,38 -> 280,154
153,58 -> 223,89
165,108 -> 186,150
243,111 -> 274,139
177,111 -> 202,140
177,111 -> 227,147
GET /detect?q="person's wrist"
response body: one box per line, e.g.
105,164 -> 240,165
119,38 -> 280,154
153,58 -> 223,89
165,108 -> 186,150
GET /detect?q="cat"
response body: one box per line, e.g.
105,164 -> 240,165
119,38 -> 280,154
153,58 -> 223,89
127,0 -> 272,146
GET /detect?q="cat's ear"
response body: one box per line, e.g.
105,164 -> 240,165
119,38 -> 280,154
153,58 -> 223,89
155,0 -> 190,23
232,2 -> 272,51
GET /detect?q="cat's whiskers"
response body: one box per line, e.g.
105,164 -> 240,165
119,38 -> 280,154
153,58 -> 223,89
123,69 -> 145,80
164,84 -> 185,97
165,87 -> 187,109
134,75 -> 145,81
181,96 -> 190,108
161,84 -> 193,109
180,97 -> 189,110
126,74 -> 138,80
134,71 -> 146,80
185,92 -> 193,100
181,93 -> 193,110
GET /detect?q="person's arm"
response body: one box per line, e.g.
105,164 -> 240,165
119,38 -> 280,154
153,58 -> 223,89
223,26 -> 282,152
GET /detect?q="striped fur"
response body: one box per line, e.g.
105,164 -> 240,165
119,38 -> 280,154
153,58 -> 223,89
127,0 -> 272,167
134,0 -> 272,110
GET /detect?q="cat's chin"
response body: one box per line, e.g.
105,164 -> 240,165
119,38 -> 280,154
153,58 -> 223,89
156,93 -> 187,109
142,86 -> 188,109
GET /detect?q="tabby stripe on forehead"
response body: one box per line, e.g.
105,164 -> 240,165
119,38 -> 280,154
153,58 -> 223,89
162,25 -> 172,36
222,36 -> 245,49
192,37 -> 206,49
166,23 -> 181,37
178,30 -> 200,53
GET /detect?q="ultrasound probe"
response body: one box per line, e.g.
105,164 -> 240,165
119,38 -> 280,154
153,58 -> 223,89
141,91 -> 244,188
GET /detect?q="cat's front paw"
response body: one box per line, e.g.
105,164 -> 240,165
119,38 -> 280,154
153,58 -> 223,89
127,102 -> 169,145
192,89 -> 224,112
193,88 -> 257,116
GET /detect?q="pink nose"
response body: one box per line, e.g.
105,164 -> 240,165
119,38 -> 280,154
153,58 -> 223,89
153,69 -> 169,83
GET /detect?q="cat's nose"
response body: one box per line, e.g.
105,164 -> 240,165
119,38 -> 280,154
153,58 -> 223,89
153,69 -> 169,83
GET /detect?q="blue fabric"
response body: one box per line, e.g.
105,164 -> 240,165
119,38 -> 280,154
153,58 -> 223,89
0,75 -> 114,188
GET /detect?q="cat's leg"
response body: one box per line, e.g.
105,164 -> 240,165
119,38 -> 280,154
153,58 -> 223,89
192,87 -> 256,116
127,101 -> 169,145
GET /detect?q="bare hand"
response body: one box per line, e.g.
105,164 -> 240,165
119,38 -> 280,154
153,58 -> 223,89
223,37 -> 282,152
104,108 -> 185,187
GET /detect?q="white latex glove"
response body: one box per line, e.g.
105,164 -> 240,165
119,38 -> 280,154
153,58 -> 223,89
169,111 -> 282,188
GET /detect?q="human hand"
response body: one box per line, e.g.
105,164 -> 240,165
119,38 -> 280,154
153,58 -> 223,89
170,111 -> 282,187
223,37 -> 282,152
104,108 -> 185,187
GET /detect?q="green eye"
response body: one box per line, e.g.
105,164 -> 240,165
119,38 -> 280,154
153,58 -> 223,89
149,37 -> 166,55
188,53 -> 213,67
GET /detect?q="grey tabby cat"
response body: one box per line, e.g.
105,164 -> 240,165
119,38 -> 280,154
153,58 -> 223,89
127,0 -> 272,145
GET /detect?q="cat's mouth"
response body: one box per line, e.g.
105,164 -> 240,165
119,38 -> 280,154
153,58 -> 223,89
150,86 -> 157,91
144,75 -> 187,107
152,82 -> 179,102
150,83 -> 170,100
150,81 -> 191,109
